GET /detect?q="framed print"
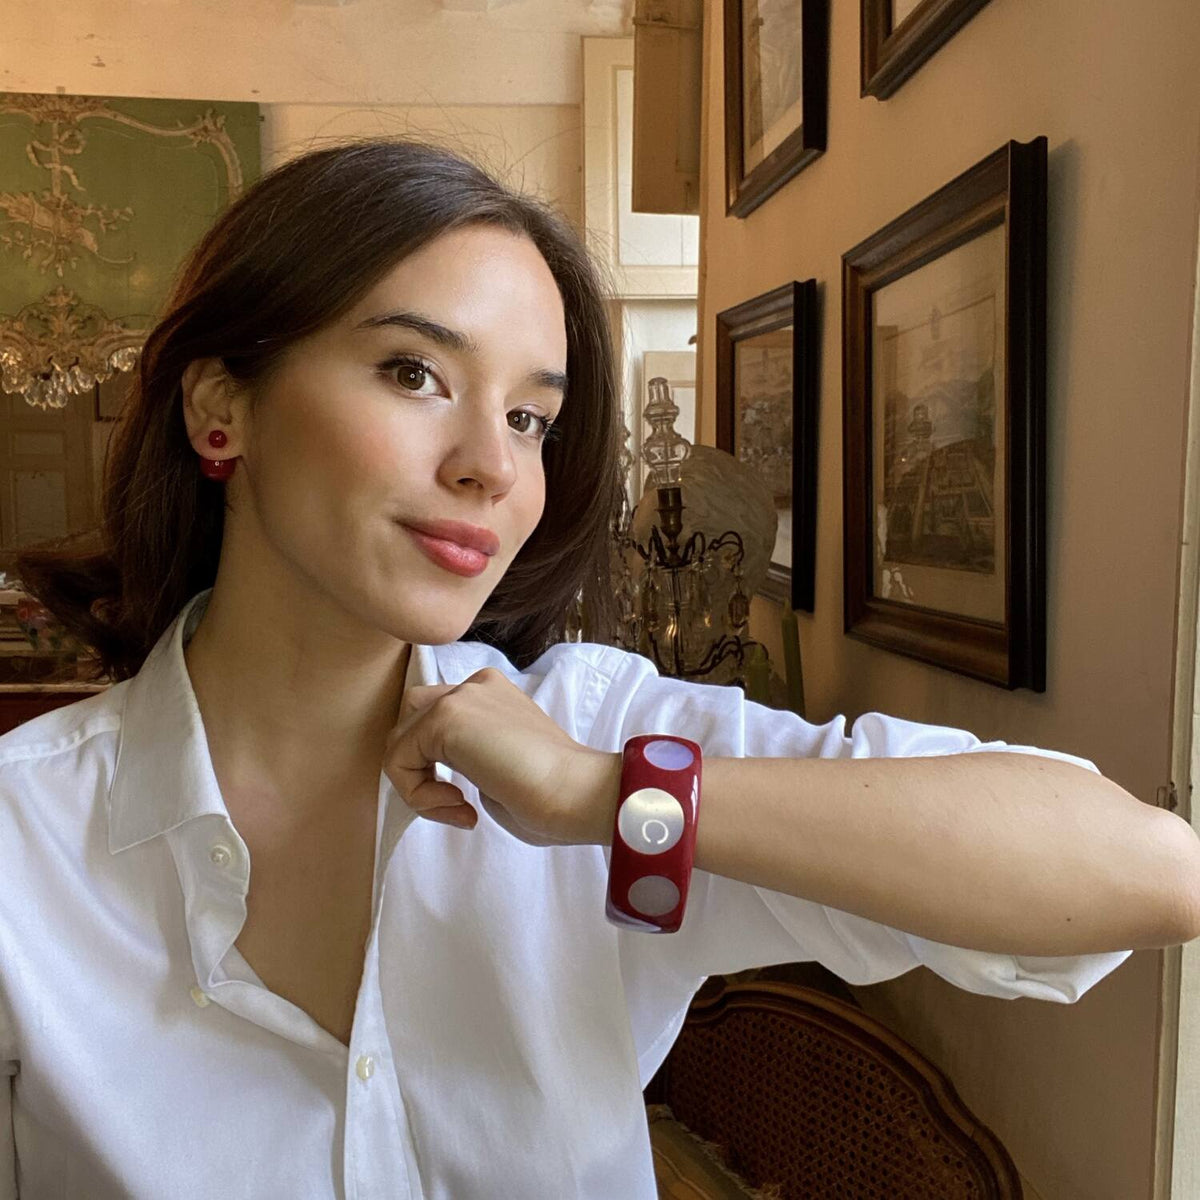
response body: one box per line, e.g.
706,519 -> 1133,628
723,0 -> 829,218
842,137 -> 1047,690
861,0 -> 993,100
715,279 -> 819,611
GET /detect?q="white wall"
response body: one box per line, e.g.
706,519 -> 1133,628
262,104 -> 585,228
0,3 -> 613,253
0,0 -> 629,106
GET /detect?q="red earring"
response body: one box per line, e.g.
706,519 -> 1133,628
199,429 -> 236,482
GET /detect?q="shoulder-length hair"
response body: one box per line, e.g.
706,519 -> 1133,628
14,139 -> 623,682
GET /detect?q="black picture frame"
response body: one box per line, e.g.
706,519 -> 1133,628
724,0 -> 829,218
842,137 -> 1048,690
715,279 -> 820,612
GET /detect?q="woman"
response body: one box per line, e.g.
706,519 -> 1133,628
0,139 -> 1196,1199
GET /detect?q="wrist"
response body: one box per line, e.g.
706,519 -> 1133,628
571,749 -> 623,846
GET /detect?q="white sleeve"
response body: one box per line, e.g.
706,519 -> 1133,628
592,649 -> 1132,1004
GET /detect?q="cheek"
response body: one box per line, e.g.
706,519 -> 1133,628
253,369 -> 426,517
342,422 -> 425,487
523,466 -> 547,527
305,397 -> 427,495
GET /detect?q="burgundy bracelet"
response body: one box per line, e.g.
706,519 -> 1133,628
605,734 -> 702,934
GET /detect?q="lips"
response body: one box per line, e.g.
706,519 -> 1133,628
400,518 -> 500,557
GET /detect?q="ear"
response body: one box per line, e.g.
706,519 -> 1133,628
181,358 -> 245,446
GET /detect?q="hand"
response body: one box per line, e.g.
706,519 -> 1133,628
383,667 -> 621,847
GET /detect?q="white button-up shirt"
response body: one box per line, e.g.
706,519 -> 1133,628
0,588 -> 1130,1199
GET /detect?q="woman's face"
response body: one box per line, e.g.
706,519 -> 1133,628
223,223 -> 568,645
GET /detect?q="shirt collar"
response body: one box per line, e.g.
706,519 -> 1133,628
107,587 -> 444,855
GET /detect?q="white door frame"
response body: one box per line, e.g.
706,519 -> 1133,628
1159,205 -> 1200,1200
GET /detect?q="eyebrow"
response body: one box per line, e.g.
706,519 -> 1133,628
354,308 -> 568,397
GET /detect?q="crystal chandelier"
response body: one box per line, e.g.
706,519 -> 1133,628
0,287 -> 142,411
611,377 -> 759,682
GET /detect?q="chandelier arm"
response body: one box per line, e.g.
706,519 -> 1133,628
707,530 -> 746,568
678,635 -> 750,681
679,530 -> 705,568
645,629 -> 669,676
647,524 -> 671,566
619,532 -> 651,565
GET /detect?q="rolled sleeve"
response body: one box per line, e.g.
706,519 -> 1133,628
591,648 -> 1132,1003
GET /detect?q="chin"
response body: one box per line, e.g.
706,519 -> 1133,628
383,591 -> 490,647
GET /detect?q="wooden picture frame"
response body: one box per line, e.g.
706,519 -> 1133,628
861,0 -> 993,99
716,279 -> 820,611
842,137 -> 1047,690
723,0 -> 829,219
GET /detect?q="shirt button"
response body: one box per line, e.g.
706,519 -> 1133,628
209,844 -> 232,868
190,985 -> 211,1008
355,1054 -> 375,1082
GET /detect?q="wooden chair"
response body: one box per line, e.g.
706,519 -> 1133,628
644,964 -> 1023,1199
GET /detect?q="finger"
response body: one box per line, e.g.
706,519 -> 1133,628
388,681 -> 453,763
460,667 -> 504,686
389,752 -> 475,826
386,684 -> 455,764
388,686 -> 460,784
387,755 -> 445,811
386,696 -> 457,805
406,776 -> 475,826
399,682 -> 458,720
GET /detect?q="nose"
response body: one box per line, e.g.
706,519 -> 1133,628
438,404 -> 518,499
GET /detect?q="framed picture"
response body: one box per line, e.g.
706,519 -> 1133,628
723,0 -> 829,219
861,0 -> 993,99
842,137 -> 1047,690
715,279 -> 819,611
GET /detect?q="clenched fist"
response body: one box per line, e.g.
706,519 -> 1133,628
383,667 -> 622,847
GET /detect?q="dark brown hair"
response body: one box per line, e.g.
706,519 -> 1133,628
14,139 -> 623,681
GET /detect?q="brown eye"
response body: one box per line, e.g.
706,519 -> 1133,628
508,410 -> 555,442
397,362 -> 428,390
379,354 -> 441,396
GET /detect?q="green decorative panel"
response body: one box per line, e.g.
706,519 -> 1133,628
0,93 -> 260,407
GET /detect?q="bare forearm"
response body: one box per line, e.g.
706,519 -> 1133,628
583,749 -> 1200,956
578,747 -> 1200,954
